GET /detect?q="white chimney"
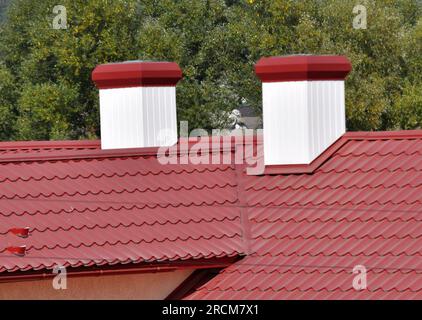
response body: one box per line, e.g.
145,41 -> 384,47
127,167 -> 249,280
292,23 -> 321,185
92,61 -> 182,150
255,55 -> 352,166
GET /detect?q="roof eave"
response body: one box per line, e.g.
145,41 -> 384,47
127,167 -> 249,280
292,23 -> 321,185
0,256 -> 238,284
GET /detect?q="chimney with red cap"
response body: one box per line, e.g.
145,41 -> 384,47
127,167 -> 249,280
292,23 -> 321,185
255,55 -> 352,166
92,61 -> 183,150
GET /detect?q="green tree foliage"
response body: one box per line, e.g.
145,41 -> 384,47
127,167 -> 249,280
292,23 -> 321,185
227,0 -> 422,130
0,0 -> 420,141
0,0 -> 141,139
0,64 -> 17,139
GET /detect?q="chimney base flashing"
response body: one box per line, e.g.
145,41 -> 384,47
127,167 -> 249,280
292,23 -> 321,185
257,135 -> 348,175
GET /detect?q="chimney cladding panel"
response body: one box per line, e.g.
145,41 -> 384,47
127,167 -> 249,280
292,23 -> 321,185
263,81 -> 310,165
307,81 -> 346,163
256,55 -> 351,166
92,61 -> 182,150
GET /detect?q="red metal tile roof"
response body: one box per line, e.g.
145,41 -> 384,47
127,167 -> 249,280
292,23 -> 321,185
185,130 -> 422,299
1,130 -> 421,300
0,140 -> 245,273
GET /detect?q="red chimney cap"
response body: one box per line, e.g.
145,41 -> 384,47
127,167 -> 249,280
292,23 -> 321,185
92,61 -> 183,89
255,55 -> 352,82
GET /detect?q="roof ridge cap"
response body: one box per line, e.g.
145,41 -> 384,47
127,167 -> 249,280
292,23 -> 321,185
0,140 -> 101,150
344,130 -> 422,140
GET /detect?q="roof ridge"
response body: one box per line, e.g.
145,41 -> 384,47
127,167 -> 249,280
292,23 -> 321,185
344,130 -> 422,140
0,140 -> 101,150
0,130 -> 420,163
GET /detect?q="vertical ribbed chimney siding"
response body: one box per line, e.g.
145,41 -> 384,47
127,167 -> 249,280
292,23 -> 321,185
307,81 -> 345,163
262,81 -> 345,165
99,87 -> 177,150
142,87 -> 177,148
256,55 -> 351,166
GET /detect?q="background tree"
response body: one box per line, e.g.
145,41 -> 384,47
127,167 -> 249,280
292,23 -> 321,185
225,0 -> 422,131
0,0 -> 420,141
0,0 -> 141,139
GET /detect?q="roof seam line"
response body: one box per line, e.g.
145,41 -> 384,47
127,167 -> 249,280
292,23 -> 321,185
234,146 -> 252,256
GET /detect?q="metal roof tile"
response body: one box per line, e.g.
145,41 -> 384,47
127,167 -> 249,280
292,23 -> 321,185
0,132 -> 421,300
